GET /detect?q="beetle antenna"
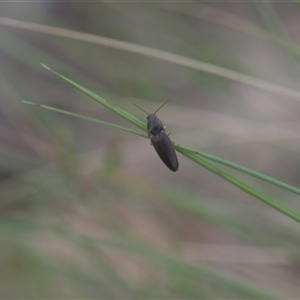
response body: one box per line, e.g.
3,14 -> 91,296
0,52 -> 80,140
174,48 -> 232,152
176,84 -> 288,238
132,103 -> 149,115
153,98 -> 171,115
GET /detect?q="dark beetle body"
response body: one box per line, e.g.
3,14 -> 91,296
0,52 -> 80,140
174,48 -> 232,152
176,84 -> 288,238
150,131 -> 179,172
147,114 -> 179,172
133,100 -> 179,172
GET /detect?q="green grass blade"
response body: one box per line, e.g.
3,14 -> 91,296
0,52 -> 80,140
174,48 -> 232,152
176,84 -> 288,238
40,65 -> 300,224
176,147 -> 300,224
40,64 -> 146,132
25,98 -> 300,198
179,145 -> 300,196
41,64 -> 300,197
22,101 -> 146,138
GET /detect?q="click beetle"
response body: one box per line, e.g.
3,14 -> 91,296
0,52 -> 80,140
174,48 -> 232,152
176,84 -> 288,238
133,99 -> 179,172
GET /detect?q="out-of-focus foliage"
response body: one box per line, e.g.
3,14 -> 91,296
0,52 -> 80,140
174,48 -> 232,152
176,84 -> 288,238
1,2 -> 300,298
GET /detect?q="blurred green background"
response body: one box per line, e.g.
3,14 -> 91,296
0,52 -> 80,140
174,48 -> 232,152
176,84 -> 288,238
1,2 -> 300,298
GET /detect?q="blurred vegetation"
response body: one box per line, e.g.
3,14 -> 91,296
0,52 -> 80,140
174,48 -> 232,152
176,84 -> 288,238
1,2 -> 300,299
